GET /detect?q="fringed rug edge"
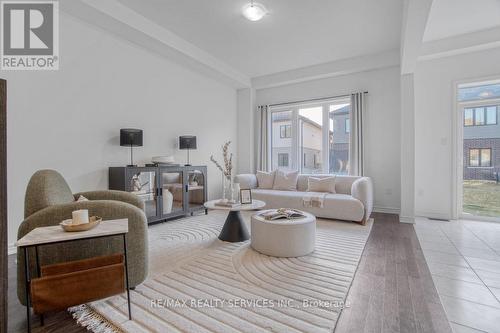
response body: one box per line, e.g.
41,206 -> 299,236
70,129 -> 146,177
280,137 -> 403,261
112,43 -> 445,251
68,304 -> 124,333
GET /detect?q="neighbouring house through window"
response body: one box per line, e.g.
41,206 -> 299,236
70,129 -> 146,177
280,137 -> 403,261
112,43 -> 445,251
269,96 -> 351,174
469,148 -> 492,167
464,106 -> 498,126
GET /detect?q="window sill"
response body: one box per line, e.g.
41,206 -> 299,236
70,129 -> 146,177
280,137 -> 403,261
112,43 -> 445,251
467,166 -> 494,169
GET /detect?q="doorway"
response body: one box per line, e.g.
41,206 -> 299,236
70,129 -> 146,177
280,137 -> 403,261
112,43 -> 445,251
456,80 -> 500,221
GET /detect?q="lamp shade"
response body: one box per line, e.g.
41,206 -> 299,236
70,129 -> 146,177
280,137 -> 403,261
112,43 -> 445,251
120,129 -> 143,147
179,136 -> 197,150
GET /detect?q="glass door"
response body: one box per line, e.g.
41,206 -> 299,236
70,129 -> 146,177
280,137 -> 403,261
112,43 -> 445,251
187,168 -> 206,211
127,169 -> 158,220
160,168 -> 185,217
457,81 -> 500,220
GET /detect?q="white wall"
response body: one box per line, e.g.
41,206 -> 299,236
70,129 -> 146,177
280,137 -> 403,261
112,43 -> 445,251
414,47 -> 500,219
255,67 -> 402,212
400,73 -> 416,223
2,13 -> 237,247
236,88 -> 254,173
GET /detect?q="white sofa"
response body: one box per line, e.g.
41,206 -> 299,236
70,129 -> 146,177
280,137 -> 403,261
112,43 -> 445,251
235,174 -> 373,224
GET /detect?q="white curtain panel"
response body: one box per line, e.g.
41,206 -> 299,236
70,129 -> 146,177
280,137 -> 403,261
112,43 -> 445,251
257,105 -> 269,171
349,92 -> 366,176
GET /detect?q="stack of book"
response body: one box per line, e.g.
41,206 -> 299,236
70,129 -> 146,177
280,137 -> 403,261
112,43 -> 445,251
214,200 -> 240,208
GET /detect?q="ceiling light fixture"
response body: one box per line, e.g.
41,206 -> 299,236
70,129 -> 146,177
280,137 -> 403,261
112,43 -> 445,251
242,1 -> 267,21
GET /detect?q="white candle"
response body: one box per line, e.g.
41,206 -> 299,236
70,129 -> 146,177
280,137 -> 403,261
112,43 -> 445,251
72,209 -> 89,225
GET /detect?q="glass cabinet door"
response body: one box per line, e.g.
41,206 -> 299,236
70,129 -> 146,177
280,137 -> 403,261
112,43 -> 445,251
187,169 -> 205,210
128,170 -> 157,219
160,170 -> 185,216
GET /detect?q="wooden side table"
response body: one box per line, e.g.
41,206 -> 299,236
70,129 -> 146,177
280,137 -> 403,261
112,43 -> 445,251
15,219 -> 132,333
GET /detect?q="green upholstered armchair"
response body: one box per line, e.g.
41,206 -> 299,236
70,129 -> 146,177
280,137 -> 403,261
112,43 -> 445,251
17,169 -> 149,305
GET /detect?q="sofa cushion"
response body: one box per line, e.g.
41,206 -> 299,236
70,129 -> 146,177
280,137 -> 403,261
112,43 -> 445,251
273,170 -> 299,191
297,174 -> 361,194
251,189 -> 365,221
235,174 -> 258,189
307,176 -> 336,193
256,171 -> 275,189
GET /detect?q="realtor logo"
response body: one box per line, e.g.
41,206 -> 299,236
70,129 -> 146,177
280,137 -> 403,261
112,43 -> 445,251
1,1 -> 59,70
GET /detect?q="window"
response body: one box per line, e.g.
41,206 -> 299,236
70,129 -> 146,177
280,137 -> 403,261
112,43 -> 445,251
464,108 -> 474,126
280,124 -> 291,138
329,103 -> 350,174
476,108 -> 485,125
458,83 -> 500,102
271,111 -> 293,170
299,106 -> 323,173
269,98 -> 351,174
486,106 -> 498,124
278,153 -> 289,167
482,149 -> 492,167
464,106 -> 498,126
469,148 -> 492,167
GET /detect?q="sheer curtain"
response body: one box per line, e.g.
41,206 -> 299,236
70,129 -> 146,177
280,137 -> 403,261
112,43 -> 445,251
257,105 -> 269,171
349,92 -> 366,176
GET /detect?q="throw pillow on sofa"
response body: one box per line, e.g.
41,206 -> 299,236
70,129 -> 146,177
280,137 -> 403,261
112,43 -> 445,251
273,170 -> 299,191
256,170 -> 275,189
307,176 -> 336,193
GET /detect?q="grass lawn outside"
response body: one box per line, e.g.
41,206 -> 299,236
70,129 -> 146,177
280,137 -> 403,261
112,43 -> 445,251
463,180 -> 500,218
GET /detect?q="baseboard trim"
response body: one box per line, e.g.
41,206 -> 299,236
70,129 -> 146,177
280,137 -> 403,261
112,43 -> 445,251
399,215 -> 415,224
373,206 -> 400,215
415,211 -> 452,221
8,243 -> 16,255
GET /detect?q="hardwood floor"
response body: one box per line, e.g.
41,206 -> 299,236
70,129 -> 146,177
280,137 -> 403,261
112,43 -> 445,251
336,213 -> 452,333
7,213 -> 452,333
7,254 -> 86,333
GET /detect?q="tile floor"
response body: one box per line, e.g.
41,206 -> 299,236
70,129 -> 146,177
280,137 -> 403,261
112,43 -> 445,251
415,217 -> 500,333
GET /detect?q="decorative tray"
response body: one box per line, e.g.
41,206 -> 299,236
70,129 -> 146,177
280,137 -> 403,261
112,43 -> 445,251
60,216 -> 102,232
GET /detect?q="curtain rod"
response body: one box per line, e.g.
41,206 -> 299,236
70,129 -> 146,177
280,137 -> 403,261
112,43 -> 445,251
268,91 -> 368,107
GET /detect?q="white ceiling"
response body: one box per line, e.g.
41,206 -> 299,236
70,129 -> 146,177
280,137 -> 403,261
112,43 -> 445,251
424,0 -> 500,41
118,0 -> 403,78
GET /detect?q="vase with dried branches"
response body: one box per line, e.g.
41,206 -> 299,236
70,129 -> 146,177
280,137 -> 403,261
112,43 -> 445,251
210,141 -> 235,202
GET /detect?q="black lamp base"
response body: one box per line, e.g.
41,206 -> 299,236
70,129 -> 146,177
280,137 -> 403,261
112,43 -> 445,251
184,164 -> 192,166
127,164 -> 137,167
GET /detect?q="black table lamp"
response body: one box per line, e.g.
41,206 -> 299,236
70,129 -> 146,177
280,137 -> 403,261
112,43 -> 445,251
179,136 -> 197,166
120,129 -> 143,167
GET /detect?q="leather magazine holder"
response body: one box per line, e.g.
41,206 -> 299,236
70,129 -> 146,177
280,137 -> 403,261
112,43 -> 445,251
30,254 -> 125,314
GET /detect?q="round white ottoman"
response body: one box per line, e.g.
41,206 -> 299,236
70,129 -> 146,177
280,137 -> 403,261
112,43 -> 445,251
251,210 -> 316,257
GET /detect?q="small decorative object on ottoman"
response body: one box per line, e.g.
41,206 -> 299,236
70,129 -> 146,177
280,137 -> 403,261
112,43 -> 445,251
251,209 -> 316,257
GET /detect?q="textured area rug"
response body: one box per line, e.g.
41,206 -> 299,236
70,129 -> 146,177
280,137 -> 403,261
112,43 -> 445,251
70,211 -> 373,333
